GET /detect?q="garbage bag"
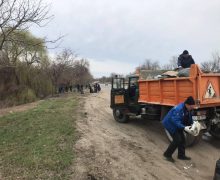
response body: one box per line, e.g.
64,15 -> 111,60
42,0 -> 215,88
186,121 -> 204,136
178,68 -> 190,77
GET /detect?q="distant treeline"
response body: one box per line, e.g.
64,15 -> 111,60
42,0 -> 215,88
0,0 -> 93,107
0,0 -> 91,107
0,31 -> 93,107
137,55 -> 220,72
97,54 -> 220,83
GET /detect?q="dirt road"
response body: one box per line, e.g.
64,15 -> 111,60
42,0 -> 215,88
73,85 -> 219,180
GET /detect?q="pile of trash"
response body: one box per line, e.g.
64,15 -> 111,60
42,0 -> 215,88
139,68 -> 190,80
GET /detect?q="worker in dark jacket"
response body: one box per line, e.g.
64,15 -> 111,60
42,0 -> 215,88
178,50 -> 195,68
162,96 -> 195,162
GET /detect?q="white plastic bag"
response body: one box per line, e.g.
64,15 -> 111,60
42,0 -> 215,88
185,121 -> 206,136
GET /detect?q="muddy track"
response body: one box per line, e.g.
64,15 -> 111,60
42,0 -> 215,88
72,85 -> 219,180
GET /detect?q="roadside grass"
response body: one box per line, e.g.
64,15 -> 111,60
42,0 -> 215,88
0,94 -> 78,179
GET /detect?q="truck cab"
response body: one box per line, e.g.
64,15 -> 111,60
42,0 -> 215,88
110,75 -> 140,122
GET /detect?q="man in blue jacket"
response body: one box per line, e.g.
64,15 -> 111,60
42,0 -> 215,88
162,96 -> 195,162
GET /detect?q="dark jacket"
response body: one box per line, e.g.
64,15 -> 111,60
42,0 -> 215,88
178,54 -> 195,68
162,103 -> 193,134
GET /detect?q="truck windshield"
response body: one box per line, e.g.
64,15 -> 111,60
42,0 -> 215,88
129,77 -> 139,89
112,78 -> 124,89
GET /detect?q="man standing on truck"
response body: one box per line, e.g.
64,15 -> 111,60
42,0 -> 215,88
162,96 -> 195,162
178,50 -> 195,68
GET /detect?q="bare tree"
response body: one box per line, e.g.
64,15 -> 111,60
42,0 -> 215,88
201,52 -> 220,72
0,49 -> 9,65
73,58 -> 91,84
0,0 -> 51,50
50,49 -> 77,87
56,49 -> 77,67
49,49 -> 93,87
137,59 -> 160,70
162,56 -> 178,70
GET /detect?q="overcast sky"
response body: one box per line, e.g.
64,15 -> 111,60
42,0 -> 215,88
31,0 -> 220,77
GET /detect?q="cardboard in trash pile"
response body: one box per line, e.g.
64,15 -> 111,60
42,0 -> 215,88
162,71 -> 178,77
139,70 -> 168,80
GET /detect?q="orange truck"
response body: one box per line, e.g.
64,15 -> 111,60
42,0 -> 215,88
110,64 -> 220,146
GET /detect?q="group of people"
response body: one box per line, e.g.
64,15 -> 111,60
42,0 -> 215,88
57,83 -> 102,94
89,83 -> 101,93
58,85 -> 74,93
57,84 -> 88,94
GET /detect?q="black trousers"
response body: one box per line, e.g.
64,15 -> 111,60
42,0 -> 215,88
164,130 -> 186,158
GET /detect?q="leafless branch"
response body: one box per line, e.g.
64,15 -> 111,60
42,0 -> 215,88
0,0 -> 52,49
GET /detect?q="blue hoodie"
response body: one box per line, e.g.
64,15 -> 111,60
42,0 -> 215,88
162,103 -> 193,134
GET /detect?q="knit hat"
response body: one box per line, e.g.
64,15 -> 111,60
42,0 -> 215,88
183,50 -> 189,55
185,96 -> 195,105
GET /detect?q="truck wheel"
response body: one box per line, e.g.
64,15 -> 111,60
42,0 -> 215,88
209,125 -> 220,139
113,108 -> 129,123
185,133 -> 202,147
164,129 -> 202,147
